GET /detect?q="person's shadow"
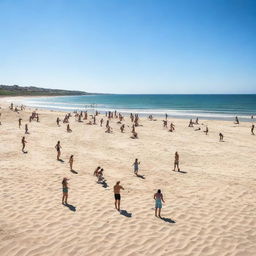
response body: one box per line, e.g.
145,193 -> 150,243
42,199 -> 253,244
173,170 -> 187,174
177,170 -> 187,174
160,217 -> 175,223
136,174 -> 145,179
71,170 -> 78,174
120,210 -> 132,218
58,159 -> 65,163
97,180 -> 108,188
65,203 -> 76,212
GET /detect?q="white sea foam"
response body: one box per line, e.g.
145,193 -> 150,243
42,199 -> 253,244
21,102 -> 252,120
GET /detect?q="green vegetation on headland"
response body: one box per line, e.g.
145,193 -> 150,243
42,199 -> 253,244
0,85 -> 92,96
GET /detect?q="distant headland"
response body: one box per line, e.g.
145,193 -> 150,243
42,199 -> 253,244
0,84 -> 98,96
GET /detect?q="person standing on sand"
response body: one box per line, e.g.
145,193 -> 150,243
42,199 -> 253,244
55,141 -> 62,160
219,133 -> 224,142
18,118 -> 22,128
133,158 -> 140,176
204,126 -> 209,135
173,151 -> 180,172
67,124 -> 72,133
69,155 -> 74,171
114,181 -> 124,211
62,178 -> 69,205
251,124 -> 255,135
21,136 -> 27,153
25,124 -> 28,134
56,117 -> 60,126
154,189 -> 165,218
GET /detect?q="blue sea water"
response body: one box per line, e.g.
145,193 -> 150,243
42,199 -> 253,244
21,94 -> 256,121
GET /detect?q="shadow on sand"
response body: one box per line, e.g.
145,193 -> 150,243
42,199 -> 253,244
97,180 -> 108,188
65,203 -> 76,212
58,159 -> 65,163
71,170 -> 78,174
177,170 -> 187,174
120,210 -> 132,218
160,217 -> 175,223
136,174 -> 145,179
173,170 -> 187,174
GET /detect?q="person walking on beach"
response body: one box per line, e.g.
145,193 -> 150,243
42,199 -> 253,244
62,178 -> 69,205
21,136 -> 27,153
133,158 -> 140,176
18,118 -> 22,128
235,116 -> 239,124
154,189 -> 165,218
69,155 -> 74,171
173,151 -> 180,172
114,181 -> 124,211
219,133 -> 224,142
55,141 -> 62,160
251,124 -> 255,135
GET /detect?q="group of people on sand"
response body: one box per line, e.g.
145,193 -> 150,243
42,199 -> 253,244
62,178 -> 165,218
61,152 -> 180,217
54,109 -> 140,138
12,103 -> 254,218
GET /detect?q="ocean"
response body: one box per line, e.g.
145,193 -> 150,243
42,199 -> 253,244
19,94 -> 256,121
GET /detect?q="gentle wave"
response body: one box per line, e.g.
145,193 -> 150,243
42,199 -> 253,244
22,103 -> 252,120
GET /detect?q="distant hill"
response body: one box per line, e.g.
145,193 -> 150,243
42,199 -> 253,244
0,85 -> 93,96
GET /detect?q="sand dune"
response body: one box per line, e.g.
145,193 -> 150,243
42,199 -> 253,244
0,98 -> 256,256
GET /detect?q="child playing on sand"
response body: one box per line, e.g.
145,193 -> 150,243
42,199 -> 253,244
62,178 -> 69,205
131,131 -> 138,139
120,124 -> 125,133
97,168 -> 104,183
169,123 -> 175,132
154,189 -> 165,218
133,159 -> 140,176
114,181 -> 124,211
173,151 -> 180,172
69,155 -> 74,171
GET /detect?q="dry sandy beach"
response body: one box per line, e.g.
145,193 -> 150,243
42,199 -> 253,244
0,97 -> 256,256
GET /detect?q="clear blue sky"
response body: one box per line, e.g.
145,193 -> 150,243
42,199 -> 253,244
0,0 -> 255,94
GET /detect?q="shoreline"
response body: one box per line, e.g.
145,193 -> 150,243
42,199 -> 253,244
2,95 -> 255,123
